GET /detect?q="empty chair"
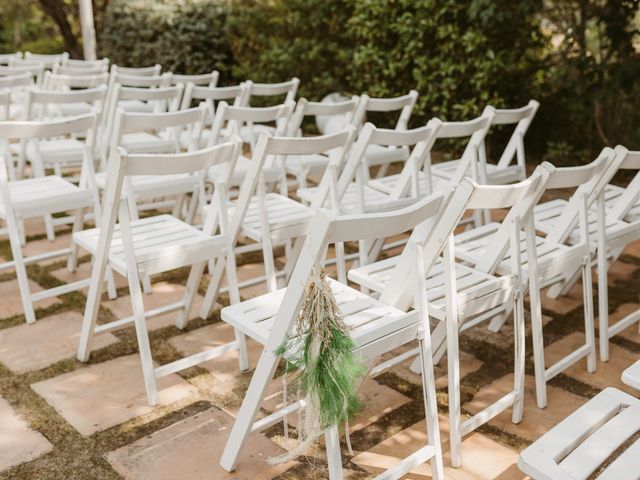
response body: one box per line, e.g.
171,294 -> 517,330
76,140 -> 247,405
109,64 -> 162,77
455,153 -> 616,409
350,172 -> 547,467
42,71 -> 109,92
205,100 -> 293,187
96,105 -> 207,220
17,85 -> 107,179
0,64 -> 45,88
0,114 -> 99,323
431,101 -> 539,185
518,387 -> 640,480
61,57 -> 109,69
101,83 -> 184,166
0,73 -> 33,120
52,63 -> 109,77
178,82 -> 249,148
21,51 -> 69,68
199,128 -> 355,318
105,70 -> 172,115
284,96 -> 360,188
218,187 -> 454,479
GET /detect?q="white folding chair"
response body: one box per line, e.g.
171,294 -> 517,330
21,51 -> 69,68
43,71 -> 109,91
431,101 -> 539,185
518,387 -> 640,480
205,101 -> 293,188
455,154 -> 616,409
545,146 -> 640,361
18,86 -> 107,180
101,83 -> 184,167
338,91 -> 419,176
0,64 -> 45,87
219,191 -> 452,479
178,82 -> 249,148
96,105 -> 206,222
105,70 -> 172,116
61,57 -> 109,70
199,128 -> 356,318
350,173 -> 547,467
170,71 -> 218,87
76,139 -> 248,405
0,114 -> 100,323
239,78 -> 299,140
52,63 -> 109,77
109,64 -> 162,77
284,96 -> 360,188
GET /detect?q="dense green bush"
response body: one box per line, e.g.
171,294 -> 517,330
100,0 -> 233,78
226,0 -> 355,100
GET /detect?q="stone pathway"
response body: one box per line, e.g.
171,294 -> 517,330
0,205 -> 638,479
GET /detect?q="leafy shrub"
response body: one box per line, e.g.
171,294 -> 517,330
226,0 -> 355,100
100,0 -> 233,78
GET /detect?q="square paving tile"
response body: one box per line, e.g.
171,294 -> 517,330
22,233 -> 74,267
0,396 -> 52,472
31,354 -> 198,436
104,282 -> 204,332
0,279 -> 60,320
465,374 -> 586,442
351,414 -> 523,479
605,302 -> 640,345
0,311 -> 118,373
168,321 -> 263,384
106,407 -> 294,480
544,331 -> 639,394
50,261 -> 129,292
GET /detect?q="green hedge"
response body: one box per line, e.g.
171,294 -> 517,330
100,0 -> 233,78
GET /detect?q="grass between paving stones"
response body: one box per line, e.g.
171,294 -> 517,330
1,213 -> 640,478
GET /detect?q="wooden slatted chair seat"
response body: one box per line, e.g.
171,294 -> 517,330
222,276 -> 417,348
0,175 -> 92,217
349,256 -> 516,322
622,359 -> 640,390
74,214 -> 226,277
518,388 -> 640,480
228,192 -> 315,244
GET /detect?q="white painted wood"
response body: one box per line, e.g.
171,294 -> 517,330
0,113 -> 98,323
76,140 -> 247,404
518,388 -> 640,480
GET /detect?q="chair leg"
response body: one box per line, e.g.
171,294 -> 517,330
106,267 -> 118,300
127,267 -> 159,406
447,312 -> 462,468
324,424 -> 344,480
200,256 -> 226,320
262,239 -> 278,293
44,214 -> 55,241
582,259 -> 597,373
67,208 -> 85,273
224,246 -> 249,371
597,243 -> 610,362
7,226 -> 36,324
220,348 -> 282,472
18,220 -> 26,246
175,261 -> 206,330
512,292 -> 525,424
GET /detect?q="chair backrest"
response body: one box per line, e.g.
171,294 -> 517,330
245,78 -> 299,105
0,113 -> 98,179
61,57 -> 109,69
23,51 -> 69,67
287,96 -> 360,137
24,85 -> 108,122
0,53 -> 22,65
107,105 -> 206,170
230,129 -> 355,244
43,71 -> 109,90
109,64 -> 162,76
545,147 -> 620,243
179,83 -> 249,128
103,83 -> 185,152
606,146 -> 640,220
207,100 -> 294,152
383,170 -> 547,311
170,71 -> 219,87
52,63 -> 109,77
0,73 -> 32,92
0,65 -> 45,86
484,100 -> 540,169
352,90 -> 419,132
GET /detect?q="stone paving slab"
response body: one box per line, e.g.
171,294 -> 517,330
104,282 -> 204,332
0,311 -> 118,373
31,354 -> 198,436
106,407 -> 294,480
168,321 -> 263,384
22,233 -> 74,267
605,302 -> 640,345
0,279 -> 60,319
544,331 -> 639,394
465,374 -> 587,442
0,396 -> 52,472
351,415 -> 523,479
50,261 -> 129,292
